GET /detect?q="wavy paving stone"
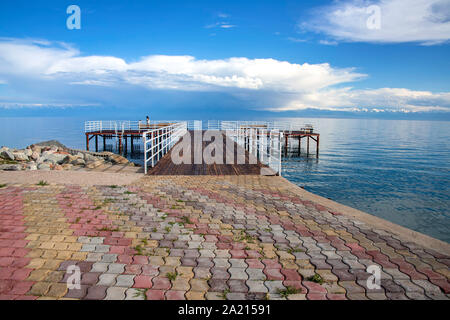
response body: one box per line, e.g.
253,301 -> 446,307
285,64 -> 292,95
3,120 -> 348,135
0,176 -> 448,300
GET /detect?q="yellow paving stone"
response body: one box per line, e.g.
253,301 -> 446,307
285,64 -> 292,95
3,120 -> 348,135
26,249 -> 44,259
280,260 -> 298,269
436,269 -> 450,278
27,269 -> 51,281
322,282 -> 346,294
277,251 -> 295,260
39,242 -> 56,250
190,279 -> 209,292
66,243 -> 82,251
296,260 -> 315,269
45,271 -> 65,283
25,234 -> 40,241
172,278 -> 190,291
316,270 -> 339,282
29,282 -> 51,296
165,257 -> 181,266
177,267 -> 194,279
53,243 -> 70,251
42,259 -> 64,270
149,256 -> 165,266
26,258 -> 46,269
71,252 -> 88,260
46,283 -> 68,298
41,250 -> 58,259
154,248 -> 169,257
186,291 -> 205,300
56,251 -> 73,260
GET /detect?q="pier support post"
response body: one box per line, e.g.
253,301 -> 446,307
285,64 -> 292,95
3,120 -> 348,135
285,135 -> 288,157
298,136 -> 301,155
131,136 -> 134,154
316,135 -> 319,158
95,135 -> 98,152
118,134 -> 122,154
103,135 -> 106,152
307,136 -> 310,156
86,134 -> 90,151
125,135 -> 128,155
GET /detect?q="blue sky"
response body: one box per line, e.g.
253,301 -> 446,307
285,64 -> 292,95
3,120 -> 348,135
0,0 -> 449,119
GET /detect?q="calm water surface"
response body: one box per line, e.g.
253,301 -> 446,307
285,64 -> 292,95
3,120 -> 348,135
1,117 -> 449,242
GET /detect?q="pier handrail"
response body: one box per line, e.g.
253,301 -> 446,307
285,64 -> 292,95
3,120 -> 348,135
226,126 -> 283,175
142,122 -> 188,174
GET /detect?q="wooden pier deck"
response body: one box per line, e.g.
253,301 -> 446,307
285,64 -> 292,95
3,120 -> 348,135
147,131 -> 270,175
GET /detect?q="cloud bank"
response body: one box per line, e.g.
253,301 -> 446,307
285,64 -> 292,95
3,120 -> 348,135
302,0 -> 450,45
0,38 -> 449,113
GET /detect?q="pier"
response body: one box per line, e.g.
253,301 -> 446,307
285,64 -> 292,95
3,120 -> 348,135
84,120 -> 320,176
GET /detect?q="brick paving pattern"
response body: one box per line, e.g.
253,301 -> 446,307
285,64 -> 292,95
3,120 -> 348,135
0,176 -> 449,300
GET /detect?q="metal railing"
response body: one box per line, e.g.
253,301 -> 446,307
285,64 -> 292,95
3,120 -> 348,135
207,120 -> 313,133
143,122 -> 188,174
226,126 -> 283,175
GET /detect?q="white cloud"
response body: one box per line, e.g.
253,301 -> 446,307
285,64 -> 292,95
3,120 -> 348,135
0,38 -> 448,113
302,0 -> 450,45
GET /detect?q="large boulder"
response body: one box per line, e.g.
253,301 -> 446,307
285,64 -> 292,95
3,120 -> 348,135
84,153 -> 99,162
1,150 -> 15,161
71,158 -> 85,166
24,148 -> 33,157
37,163 -> 51,171
31,151 -> 40,161
12,152 -> 29,161
0,164 -> 22,171
107,154 -> 129,164
40,152 -> 67,165
86,159 -> 105,169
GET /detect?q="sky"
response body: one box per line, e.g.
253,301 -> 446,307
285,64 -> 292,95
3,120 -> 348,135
0,0 -> 449,120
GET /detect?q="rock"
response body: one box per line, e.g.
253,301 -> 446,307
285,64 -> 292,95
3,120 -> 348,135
86,159 -> 105,169
71,158 -> 85,166
61,163 -> 73,170
108,154 -> 129,164
53,164 -> 63,171
31,151 -> 40,161
24,149 -> 33,157
31,145 -> 43,154
12,152 -> 29,161
26,163 -> 37,171
84,153 -> 99,162
37,163 -> 51,171
32,140 -> 67,149
40,152 -> 67,165
1,150 -> 15,161
0,164 -> 22,171
61,155 -> 76,164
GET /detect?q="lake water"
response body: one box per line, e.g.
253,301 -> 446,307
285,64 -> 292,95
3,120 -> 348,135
1,117 -> 449,242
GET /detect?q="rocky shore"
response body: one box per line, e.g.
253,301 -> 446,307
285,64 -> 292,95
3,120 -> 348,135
0,140 -> 137,171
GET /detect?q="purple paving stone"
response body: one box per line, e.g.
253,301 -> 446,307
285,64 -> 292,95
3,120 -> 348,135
332,269 -> 356,281
309,259 -> 332,270
83,285 -> 108,300
64,285 -> 89,299
208,279 -> 229,292
181,257 -> 197,267
227,279 -> 249,293
211,267 -> 230,280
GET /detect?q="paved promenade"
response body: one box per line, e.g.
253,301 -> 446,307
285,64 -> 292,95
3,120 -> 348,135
0,176 -> 449,300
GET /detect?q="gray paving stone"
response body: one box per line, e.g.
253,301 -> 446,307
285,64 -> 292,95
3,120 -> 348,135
105,287 -> 126,300
91,262 -> 110,273
246,268 -> 266,281
108,263 -> 126,274
97,273 -> 117,286
229,268 -> 248,280
264,280 -> 285,293
115,275 -> 135,287
101,254 -> 118,263
125,288 -> 145,300
247,280 -> 268,293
